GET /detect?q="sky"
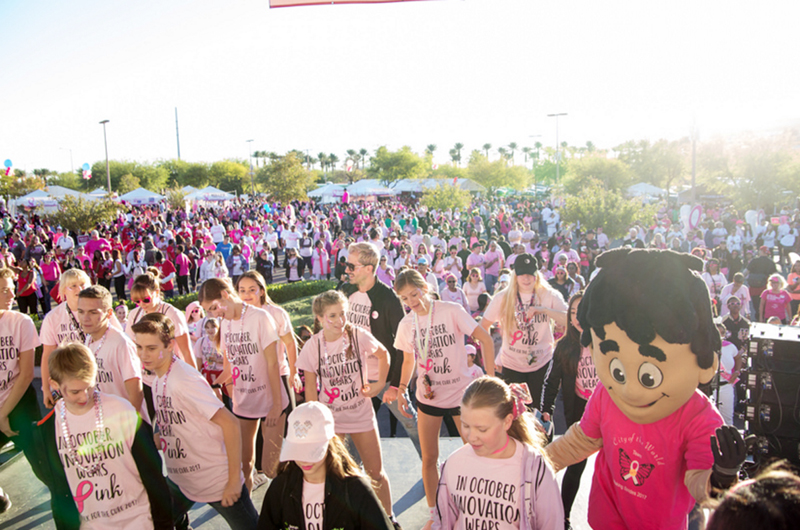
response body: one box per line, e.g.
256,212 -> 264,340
1,0 -> 799,174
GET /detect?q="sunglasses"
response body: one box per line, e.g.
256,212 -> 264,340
345,262 -> 363,271
447,280 -> 456,284
134,297 -> 152,306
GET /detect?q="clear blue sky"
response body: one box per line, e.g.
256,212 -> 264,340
1,0 -> 798,173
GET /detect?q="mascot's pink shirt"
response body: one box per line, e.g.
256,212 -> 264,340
580,385 -> 723,530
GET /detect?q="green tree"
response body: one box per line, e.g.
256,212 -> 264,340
48,196 -> 122,235
421,183 -> 471,212
560,155 -> 633,195
117,174 -> 141,195
561,179 -> 655,239
453,143 -> 464,167
508,142 -> 518,165
482,143 -> 492,158
425,144 -> 437,157
467,152 -> 529,191
47,171 -> 83,191
328,154 -> 340,171
256,153 -> 315,203
209,160 -> 250,194
164,187 -> 188,211
367,146 -> 427,184
359,148 -> 369,169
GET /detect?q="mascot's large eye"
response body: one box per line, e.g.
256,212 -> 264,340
609,358 -> 626,384
638,362 -> 663,389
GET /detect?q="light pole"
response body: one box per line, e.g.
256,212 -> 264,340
59,147 -> 74,174
99,120 -> 111,193
246,139 -> 255,195
547,113 -> 567,183
528,135 -> 542,195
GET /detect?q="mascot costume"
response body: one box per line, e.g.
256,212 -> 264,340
545,248 -> 746,529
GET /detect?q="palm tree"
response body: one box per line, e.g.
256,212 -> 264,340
508,142 -> 518,165
425,144 -> 437,156
318,153 -> 328,173
328,154 -> 340,172
359,148 -> 369,169
497,147 -> 509,161
482,143 -> 492,158
522,147 -> 532,166
586,141 -> 596,153
449,148 -> 459,166
346,149 -> 357,161
453,143 -> 464,167
534,142 -> 543,164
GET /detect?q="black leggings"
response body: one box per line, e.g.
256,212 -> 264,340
501,360 -> 553,411
561,396 -> 588,520
114,275 -> 127,300
16,293 -> 38,315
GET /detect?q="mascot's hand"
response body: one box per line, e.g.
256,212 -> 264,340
710,426 -> 746,488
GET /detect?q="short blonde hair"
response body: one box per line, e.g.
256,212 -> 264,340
347,242 -> 379,270
49,343 -> 97,385
59,269 -> 90,297
0,268 -> 15,280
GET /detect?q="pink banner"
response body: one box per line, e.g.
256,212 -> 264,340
271,0 -> 428,7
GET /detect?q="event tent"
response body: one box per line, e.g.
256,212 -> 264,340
345,179 -> 396,197
13,189 -> 59,210
181,185 -> 197,194
185,186 -> 236,202
391,178 -> 486,193
627,182 -> 666,198
46,185 -> 89,199
117,187 -> 165,205
308,183 -> 346,201
88,187 -> 108,197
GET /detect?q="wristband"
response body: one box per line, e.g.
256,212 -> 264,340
389,386 -> 399,391
211,384 -> 222,389
713,464 -> 740,476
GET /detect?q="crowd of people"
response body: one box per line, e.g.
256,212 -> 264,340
0,191 -> 799,530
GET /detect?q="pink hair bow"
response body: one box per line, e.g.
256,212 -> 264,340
509,383 -> 532,419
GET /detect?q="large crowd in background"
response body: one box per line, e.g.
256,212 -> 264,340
0,192 -> 799,530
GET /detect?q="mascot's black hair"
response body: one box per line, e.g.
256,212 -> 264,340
577,248 -> 720,369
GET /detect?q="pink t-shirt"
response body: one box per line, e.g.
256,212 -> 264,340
484,288 -> 567,373
220,305 -> 287,418
760,289 -> 791,320
262,303 -> 292,377
346,290 -> 381,381
194,335 -> 224,373
153,359 -> 244,503
574,346 -> 598,400
297,328 -> 379,433
56,394 -> 154,530
0,311 -> 41,407
483,250 -> 503,276
126,302 -> 189,386
86,327 -> 142,404
395,301 -> 477,409
302,480 -> 325,529
466,253 -> 485,277
580,385 -> 723,530
42,302 -> 125,348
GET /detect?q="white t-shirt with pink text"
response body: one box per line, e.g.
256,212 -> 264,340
484,288 -> 567,373
153,359 -> 244,503
297,328 -> 379,433
87,327 -> 142,405
0,311 -> 40,408
56,393 -> 153,530
221,304 -> 287,418
262,303 -> 292,377
395,301 -> 477,409
574,345 -> 598,400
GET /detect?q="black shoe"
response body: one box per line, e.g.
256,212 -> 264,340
390,516 -> 402,530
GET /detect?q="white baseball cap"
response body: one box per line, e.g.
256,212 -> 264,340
280,402 -> 336,463
465,344 -> 477,357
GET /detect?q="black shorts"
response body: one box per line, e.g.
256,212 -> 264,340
232,374 -> 294,420
418,402 -> 461,417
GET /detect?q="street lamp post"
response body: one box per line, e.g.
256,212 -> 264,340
99,120 -> 111,193
547,113 -> 567,183
59,147 -> 74,174
246,139 -> 255,195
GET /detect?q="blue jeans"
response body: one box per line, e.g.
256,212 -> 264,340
485,274 -> 498,295
375,381 -> 422,458
168,479 -> 258,530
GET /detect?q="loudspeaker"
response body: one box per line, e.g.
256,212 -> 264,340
745,324 -> 800,465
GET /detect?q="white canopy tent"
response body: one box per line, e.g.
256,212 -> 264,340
346,179 -> 396,197
117,187 -> 165,205
627,182 -> 666,198
88,187 -> 108,197
390,178 -> 486,193
46,185 -> 91,199
12,189 -> 59,211
186,186 -> 236,202
181,185 -> 198,194
308,183 -> 346,202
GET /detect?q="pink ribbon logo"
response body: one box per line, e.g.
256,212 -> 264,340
232,367 -> 240,386
160,438 -> 168,453
419,358 -> 433,372
510,330 -> 524,346
73,480 -> 93,513
323,387 -> 340,404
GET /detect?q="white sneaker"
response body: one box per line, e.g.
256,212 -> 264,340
252,472 -> 269,491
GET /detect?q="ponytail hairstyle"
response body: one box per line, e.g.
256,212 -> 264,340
131,270 -> 161,299
555,292 -> 584,376
311,290 -> 355,360
462,376 -> 547,452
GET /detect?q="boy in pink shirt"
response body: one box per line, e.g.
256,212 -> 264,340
546,249 -> 747,530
